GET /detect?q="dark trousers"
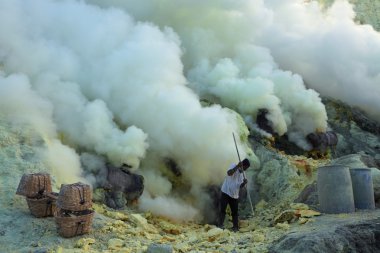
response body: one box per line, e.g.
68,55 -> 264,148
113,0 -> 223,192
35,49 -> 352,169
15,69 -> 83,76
219,192 -> 239,229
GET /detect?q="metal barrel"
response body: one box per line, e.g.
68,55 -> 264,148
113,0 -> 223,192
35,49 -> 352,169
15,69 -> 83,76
349,168 -> 375,210
317,165 -> 355,214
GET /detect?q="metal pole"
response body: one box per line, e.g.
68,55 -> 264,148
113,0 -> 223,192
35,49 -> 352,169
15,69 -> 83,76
232,133 -> 254,217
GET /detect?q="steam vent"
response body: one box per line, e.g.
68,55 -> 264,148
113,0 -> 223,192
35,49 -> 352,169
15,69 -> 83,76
1,0 -> 380,252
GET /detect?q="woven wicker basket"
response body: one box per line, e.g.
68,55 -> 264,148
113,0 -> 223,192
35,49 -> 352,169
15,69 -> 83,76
16,173 -> 52,198
55,209 -> 94,238
26,192 -> 58,218
57,182 -> 92,211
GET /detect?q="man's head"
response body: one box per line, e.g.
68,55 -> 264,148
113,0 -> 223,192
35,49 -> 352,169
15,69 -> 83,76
241,158 -> 250,170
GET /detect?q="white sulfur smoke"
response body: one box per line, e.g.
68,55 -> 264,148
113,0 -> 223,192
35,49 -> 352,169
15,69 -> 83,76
0,74 -> 55,138
39,139 -> 85,188
80,152 -> 108,187
87,0 -> 329,140
257,0 -> 380,122
89,0 -> 380,126
0,0 -> 254,220
34,74 -> 148,168
140,169 -> 173,198
139,193 -> 199,222
0,73 -> 84,186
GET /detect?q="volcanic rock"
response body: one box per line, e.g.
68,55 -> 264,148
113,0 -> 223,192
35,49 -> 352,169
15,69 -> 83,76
269,215 -> 380,253
147,243 -> 173,253
107,238 -> 124,250
273,210 -> 296,225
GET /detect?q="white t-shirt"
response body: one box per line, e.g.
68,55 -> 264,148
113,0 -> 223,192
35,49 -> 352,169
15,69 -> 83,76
221,163 -> 244,199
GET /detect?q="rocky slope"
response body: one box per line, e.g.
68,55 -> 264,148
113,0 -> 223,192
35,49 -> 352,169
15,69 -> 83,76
1,93 -> 379,253
269,211 -> 380,253
1,1 -> 380,252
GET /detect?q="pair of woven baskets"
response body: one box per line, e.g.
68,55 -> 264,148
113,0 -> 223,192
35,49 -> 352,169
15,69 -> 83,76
55,182 -> 94,238
16,173 -> 57,218
16,175 -> 95,238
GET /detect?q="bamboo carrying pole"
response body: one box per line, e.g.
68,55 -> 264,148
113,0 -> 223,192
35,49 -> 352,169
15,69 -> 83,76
232,133 -> 254,217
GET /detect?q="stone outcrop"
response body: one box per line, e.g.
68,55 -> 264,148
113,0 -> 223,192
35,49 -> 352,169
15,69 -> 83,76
269,216 -> 380,253
324,98 -> 380,158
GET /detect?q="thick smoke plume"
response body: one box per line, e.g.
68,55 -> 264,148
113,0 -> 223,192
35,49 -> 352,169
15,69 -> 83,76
0,73 -> 84,186
89,0 -> 380,128
259,0 -> 380,122
0,0 -> 254,220
88,0 -> 330,144
1,0 -> 378,220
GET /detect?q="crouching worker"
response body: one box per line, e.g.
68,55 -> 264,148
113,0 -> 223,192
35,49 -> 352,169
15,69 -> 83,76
219,158 -> 250,232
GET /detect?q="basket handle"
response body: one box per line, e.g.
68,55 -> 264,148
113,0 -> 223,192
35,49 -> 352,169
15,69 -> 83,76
44,199 -> 52,216
45,192 -> 58,200
76,185 -> 85,205
75,221 -> 85,235
37,175 -> 46,195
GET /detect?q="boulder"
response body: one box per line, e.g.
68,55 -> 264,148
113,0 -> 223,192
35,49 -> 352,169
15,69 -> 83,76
269,217 -> 380,253
255,144 -> 301,203
273,210 -> 296,225
107,238 -> 124,250
147,243 -> 173,253
294,181 -> 318,207
105,190 -> 126,209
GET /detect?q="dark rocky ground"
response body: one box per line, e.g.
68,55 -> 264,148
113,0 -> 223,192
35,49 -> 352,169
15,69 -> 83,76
269,210 -> 380,253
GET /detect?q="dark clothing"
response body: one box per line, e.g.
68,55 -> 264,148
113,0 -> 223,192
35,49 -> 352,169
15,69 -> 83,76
220,192 -> 239,217
219,192 -> 239,229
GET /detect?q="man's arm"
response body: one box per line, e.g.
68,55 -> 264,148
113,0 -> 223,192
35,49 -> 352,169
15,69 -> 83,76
227,163 -> 242,176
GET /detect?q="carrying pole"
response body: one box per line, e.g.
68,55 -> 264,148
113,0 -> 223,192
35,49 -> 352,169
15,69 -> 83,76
232,133 -> 254,217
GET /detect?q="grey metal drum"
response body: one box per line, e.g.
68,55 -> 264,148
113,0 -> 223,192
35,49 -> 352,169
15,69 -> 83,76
349,168 -> 375,210
317,165 -> 355,214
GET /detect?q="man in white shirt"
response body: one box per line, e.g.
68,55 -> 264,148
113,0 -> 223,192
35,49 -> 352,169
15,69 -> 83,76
219,158 -> 250,232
